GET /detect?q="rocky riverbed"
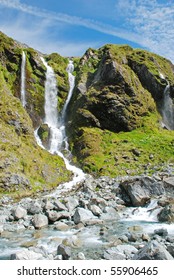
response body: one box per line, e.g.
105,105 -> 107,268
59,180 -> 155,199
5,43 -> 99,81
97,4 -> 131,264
0,172 -> 174,260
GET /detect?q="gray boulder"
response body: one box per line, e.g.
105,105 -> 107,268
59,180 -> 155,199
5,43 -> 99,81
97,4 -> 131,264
158,205 -> 174,223
120,176 -> 164,206
57,244 -> 71,260
100,207 -> 119,220
65,197 -> 79,213
104,247 -> 126,260
12,206 -> 27,220
132,240 -> 173,260
32,213 -> 48,229
11,249 -> 43,260
28,201 -> 42,215
73,207 -> 97,224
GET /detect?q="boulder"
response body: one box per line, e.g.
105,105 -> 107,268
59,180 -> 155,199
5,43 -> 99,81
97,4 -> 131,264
89,205 -> 102,216
54,221 -> 69,231
100,207 -> 119,220
46,210 -> 59,222
65,197 -> 79,213
10,249 -> 43,260
158,205 -> 174,223
28,202 -> 42,215
104,247 -> 126,260
32,213 -> 48,229
163,177 -> 174,195
54,200 -> 67,211
57,244 -> 71,260
132,240 -> 173,260
12,206 -> 27,220
73,207 -> 97,224
120,176 -> 164,206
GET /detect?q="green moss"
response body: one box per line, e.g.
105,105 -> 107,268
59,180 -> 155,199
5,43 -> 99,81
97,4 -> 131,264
70,113 -> 174,177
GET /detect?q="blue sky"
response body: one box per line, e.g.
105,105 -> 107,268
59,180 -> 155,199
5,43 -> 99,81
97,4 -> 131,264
0,0 -> 173,61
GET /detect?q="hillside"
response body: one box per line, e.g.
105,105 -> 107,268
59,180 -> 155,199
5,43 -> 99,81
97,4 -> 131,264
0,31 -> 174,197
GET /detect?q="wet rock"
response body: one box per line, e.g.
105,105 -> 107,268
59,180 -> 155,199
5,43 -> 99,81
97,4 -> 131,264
54,221 -> 69,231
104,247 -> 126,260
54,200 -> 67,211
158,205 -> 174,223
73,207 -> 97,224
12,205 -> 27,220
77,252 -> 86,260
57,244 -> 71,260
163,177 -> 174,195
46,210 -> 59,222
32,213 -> 48,229
120,176 -> 164,206
153,228 -> 168,237
132,240 -> 173,260
89,204 -> 102,216
10,249 -> 43,260
167,245 -> 174,257
142,233 -> 150,242
100,207 -> 119,220
65,197 -> 79,213
28,202 -> 42,215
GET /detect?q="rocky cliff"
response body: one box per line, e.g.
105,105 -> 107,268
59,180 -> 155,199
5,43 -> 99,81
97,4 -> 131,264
0,32 -> 71,197
66,45 -> 174,176
0,31 -> 174,197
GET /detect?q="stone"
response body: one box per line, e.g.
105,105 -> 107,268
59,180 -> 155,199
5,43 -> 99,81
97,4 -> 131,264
77,252 -> 86,260
73,207 -> 97,224
153,228 -> 168,237
132,240 -> 173,260
12,205 -> 27,220
158,205 -> 174,223
104,247 -> 126,260
163,177 -> 174,195
54,221 -> 69,231
57,244 -> 71,260
65,197 -> 79,213
46,210 -> 59,222
89,204 -> 102,216
10,249 -> 43,260
100,207 -> 119,220
32,213 -> 48,229
28,202 -> 42,215
54,200 -> 67,211
120,176 -> 165,206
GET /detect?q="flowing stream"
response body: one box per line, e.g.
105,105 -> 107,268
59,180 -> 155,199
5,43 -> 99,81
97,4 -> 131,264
20,51 -> 26,107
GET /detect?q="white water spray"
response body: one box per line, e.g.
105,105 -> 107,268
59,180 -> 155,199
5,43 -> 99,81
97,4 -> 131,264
37,58 -> 86,193
21,51 -> 26,107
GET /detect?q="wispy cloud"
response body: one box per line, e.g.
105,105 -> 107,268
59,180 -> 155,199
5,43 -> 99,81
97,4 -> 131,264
0,0 -> 173,62
0,0 -> 143,46
117,0 -> 174,62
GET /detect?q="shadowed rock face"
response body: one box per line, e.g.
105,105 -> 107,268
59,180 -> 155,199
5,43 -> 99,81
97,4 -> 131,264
67,45 -> 174,136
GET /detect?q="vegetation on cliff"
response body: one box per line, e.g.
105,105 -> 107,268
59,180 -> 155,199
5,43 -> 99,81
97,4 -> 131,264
67,44 -> 174,176
0,32 -> 71,197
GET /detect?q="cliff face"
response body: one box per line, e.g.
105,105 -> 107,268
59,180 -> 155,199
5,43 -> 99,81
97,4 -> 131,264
66,45 -> 174,175
0,31 -> 174,194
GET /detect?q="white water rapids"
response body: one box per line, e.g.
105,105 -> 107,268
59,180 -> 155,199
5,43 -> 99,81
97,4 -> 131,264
20,51 -> 26,107
37,58 -> 86,194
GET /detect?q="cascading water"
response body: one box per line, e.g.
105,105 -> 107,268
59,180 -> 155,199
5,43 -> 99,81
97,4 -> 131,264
37,57 -> 85,193
20,51 -> 26,107
161,82 -> 174,130
159,73 -> 174,130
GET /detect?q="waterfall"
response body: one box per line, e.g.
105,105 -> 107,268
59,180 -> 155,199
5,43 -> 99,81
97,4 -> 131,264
20,51 -> 26,107
61,60 -> 75,120
37,57 -> 85,193
161,82 -> 174,130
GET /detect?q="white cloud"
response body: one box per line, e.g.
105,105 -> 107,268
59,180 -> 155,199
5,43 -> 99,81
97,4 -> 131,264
116,0 -> 174,62
0,0 -> 173,61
